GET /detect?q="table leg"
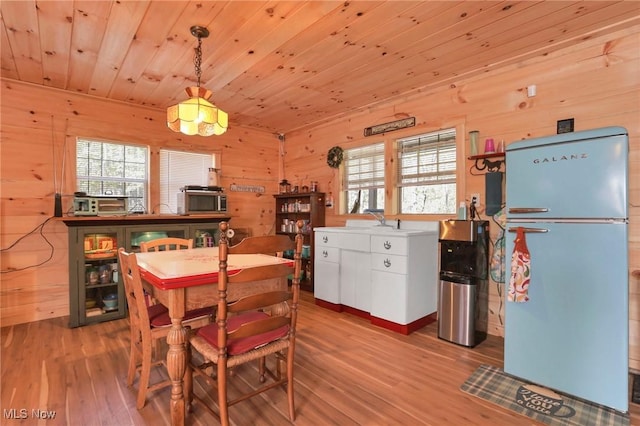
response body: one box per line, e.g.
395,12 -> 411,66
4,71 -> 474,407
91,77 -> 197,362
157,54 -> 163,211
167,289 -> 187,426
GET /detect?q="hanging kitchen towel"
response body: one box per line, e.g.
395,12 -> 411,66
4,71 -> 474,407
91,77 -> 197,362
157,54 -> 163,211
508,227 -> 531,303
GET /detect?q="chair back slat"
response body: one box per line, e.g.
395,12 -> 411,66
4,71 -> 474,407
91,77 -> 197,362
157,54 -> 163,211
140,237 -> 193,252
228,290 -> 291,313
228,316 -> 291,341
229,234 -> 294,256
227,263 -> 294,283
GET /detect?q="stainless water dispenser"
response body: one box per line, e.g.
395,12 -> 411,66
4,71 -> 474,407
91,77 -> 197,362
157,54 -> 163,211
438,220 -> 489,347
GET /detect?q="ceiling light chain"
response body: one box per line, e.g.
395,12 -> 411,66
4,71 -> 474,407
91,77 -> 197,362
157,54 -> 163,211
193,35 -> 203,88
166,25 -> 228,137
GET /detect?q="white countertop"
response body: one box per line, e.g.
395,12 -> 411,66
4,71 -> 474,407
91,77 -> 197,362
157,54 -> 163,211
315,219 -> 439,236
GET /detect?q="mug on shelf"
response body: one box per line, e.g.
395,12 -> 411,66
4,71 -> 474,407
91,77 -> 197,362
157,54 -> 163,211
484,138 -> 495,154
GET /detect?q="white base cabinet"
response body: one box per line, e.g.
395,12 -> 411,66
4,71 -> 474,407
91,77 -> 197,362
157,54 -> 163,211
315,248 -> 340,303
370,234 -> 438,325
340,250 -> 371,312
314,224 -> 439,328
314,232 -> 341,304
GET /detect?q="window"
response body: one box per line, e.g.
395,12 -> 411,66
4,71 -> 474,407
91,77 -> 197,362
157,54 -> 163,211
397,128 -> 456,214
159,150 -> 218,214
343,142 -> 385,214
76,138 -> 148,212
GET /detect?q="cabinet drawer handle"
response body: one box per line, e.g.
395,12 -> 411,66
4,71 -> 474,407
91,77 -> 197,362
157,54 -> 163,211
383,258 -> 391,268
384,241 -> 391,250
322,250 -> 328,258
323,236 -> 328,243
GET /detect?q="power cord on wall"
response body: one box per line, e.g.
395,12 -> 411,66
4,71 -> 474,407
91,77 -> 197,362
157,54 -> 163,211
470,198 -> 478,220
491,203 -> 507,327
1,216 -> 55,273
151,203 -> 177,215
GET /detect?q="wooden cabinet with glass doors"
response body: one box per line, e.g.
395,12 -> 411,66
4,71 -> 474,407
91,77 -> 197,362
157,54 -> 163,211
63,216 -> 229,327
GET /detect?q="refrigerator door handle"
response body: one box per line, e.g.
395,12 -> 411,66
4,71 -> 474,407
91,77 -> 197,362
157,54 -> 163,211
508,207 -> 549,214
508,227 -> 549,233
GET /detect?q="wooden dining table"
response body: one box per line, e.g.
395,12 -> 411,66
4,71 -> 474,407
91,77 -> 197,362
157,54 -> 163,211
135,247 -> 293,426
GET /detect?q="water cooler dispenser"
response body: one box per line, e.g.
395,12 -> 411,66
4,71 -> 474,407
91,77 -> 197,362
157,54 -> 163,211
437,220 -> 489,347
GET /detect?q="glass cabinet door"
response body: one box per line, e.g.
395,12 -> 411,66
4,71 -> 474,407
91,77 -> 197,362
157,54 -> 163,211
188,224 -> 222,248
78,228 -> 126,326
126,224 -> 188,252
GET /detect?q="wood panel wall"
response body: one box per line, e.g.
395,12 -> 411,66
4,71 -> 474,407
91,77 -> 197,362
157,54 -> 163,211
1,24 -> 638,371
0,82 -> 282,326
284,26 -> 640,370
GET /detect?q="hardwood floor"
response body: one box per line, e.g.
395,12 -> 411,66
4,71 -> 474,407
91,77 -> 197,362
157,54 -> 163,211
2,291 -> 638,425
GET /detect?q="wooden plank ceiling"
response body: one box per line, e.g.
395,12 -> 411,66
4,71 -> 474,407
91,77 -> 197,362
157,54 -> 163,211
1,1 -> 638,134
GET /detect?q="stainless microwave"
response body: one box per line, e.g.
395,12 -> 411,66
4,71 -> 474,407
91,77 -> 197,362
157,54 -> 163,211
177,190 -> 227,215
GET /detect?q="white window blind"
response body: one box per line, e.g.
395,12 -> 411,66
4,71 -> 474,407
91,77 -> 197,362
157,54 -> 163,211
397,129 -> 456,187
344,142 -> 385,190
159,150 -> 215,214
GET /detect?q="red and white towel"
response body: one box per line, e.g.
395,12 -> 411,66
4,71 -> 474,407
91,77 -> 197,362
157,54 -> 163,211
508,227 -> 531,303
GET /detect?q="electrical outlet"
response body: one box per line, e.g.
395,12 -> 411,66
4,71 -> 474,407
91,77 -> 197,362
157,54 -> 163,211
470,193 -> 480,206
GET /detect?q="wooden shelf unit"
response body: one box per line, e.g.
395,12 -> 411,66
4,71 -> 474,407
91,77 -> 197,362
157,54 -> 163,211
273,192 -> 325,292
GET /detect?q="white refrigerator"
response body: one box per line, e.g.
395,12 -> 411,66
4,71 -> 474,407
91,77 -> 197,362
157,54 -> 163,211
504,126 -> 629,412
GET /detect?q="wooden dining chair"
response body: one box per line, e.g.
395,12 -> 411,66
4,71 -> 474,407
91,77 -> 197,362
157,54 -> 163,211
186,221 -> 304,425
117,248 -> 213,409
139,237 -> 193,252
139,237 -> 194,307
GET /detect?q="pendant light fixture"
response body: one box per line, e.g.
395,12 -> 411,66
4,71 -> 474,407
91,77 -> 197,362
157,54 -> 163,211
167,26 -> 228,136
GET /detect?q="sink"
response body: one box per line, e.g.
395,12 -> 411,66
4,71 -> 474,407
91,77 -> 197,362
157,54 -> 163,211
330,226 -> 374,233
370,227 -> 422,235
317,226 -> 426,236
372,225 -> 398,232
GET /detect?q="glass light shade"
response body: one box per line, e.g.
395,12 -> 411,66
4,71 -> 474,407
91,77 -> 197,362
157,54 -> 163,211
167,86 -> 228,136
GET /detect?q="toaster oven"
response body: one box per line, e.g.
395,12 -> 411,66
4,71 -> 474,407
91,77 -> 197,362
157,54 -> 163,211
73,196 -> 128,216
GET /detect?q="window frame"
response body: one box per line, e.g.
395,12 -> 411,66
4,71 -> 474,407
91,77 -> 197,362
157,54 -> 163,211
396,127 -> 458,215
75,137 -> 149,213
341,142 -> 386,214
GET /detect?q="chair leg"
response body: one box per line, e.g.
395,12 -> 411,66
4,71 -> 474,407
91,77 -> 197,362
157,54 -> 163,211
217,362 -> 229,426
152,338 -> 161,360
287,348 -> 296,421
127,329 -> 139,387
136,340 -> 153,409
258,356 -> 266,383
277,353 -> 283,379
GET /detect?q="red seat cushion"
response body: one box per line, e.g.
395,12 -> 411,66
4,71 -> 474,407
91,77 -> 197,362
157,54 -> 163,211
197,311 -> 289,356
150,306 -> 212,327
147,303 -> 168,320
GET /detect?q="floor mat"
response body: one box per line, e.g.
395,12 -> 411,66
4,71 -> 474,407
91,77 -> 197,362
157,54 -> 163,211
461,364 -> 629,426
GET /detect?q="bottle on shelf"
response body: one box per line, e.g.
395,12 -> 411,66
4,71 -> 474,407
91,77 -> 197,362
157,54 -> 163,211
458,201 -> 468,220
469,130 -> 479,155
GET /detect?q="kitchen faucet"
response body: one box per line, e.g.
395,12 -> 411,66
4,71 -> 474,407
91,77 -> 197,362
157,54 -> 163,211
365,209 -> 386,226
